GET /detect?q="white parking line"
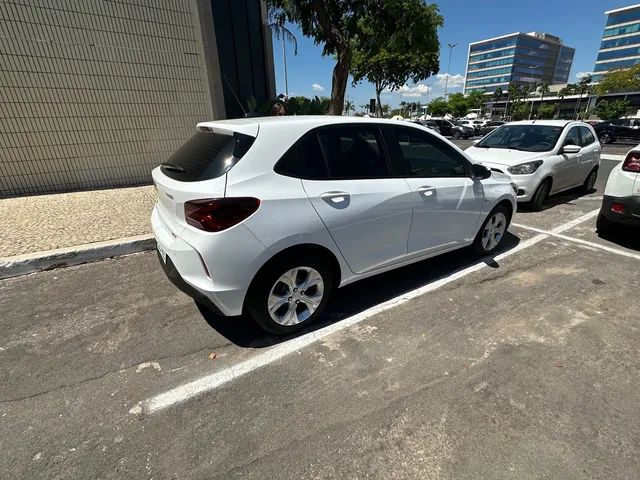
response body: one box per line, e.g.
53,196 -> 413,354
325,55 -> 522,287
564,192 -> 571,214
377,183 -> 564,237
129,209 -> 601,415
513,223 -> 640,261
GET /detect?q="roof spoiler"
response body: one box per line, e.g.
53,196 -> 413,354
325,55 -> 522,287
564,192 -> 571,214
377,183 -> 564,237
196,122 -> 259,137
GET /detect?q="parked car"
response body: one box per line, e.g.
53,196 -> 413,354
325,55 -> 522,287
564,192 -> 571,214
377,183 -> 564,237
420,120 -> 441,135
465,120 -> 600,211
152,116 -> 517,334
431,119 -> 474,139
593,118 -> 640,144
479,120 -> 506,136
456,119 -> 480,135
597,147 -> 640,233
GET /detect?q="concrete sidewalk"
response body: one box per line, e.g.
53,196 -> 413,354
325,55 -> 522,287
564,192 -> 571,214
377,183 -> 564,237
0,186 -> 155,258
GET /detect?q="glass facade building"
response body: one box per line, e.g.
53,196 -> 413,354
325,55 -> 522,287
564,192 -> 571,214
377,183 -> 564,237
464,32 -> 575,94
592,4 -> 640,83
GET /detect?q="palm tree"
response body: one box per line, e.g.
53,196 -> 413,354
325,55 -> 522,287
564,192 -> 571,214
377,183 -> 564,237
344,100 -> 355,116
268,15 -> 298,96
492,87 -> 503,118
360,103 -> 370,115
575,74 -> 592,119
382,104 -> 391,117
399,101 -> 407,117
556,86 -> 572,118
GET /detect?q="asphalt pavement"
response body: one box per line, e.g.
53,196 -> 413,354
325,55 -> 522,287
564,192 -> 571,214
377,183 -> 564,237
1,165 -> 639,479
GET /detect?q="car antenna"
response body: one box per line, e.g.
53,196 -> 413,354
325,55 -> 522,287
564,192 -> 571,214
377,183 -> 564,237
222,75 -> 247,116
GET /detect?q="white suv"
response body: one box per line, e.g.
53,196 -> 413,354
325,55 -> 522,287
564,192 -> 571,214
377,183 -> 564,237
597,147 -> 640,233
466,120 -> 601,211
151,116 -> 516,334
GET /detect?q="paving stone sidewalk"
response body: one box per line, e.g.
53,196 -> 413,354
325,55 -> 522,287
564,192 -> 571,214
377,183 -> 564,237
0,186 -> 156,258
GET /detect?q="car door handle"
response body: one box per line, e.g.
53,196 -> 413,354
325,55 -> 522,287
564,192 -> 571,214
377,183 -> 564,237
320,191 -> 350,204
417,186 -> 436,197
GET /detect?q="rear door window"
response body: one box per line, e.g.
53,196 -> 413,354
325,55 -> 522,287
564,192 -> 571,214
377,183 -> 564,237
317,126 -> 390,179
161,131 -> 255,182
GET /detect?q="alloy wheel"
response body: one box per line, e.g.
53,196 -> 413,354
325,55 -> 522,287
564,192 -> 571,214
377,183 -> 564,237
481,212 -> 507,251
267,267 -> 324,326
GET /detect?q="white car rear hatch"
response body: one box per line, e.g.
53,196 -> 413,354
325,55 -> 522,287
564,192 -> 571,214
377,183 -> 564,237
152,123 -> 259,234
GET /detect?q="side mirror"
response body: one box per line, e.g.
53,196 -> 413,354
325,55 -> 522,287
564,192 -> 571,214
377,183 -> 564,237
561,144 -> 581,154
472,163 -> 492,180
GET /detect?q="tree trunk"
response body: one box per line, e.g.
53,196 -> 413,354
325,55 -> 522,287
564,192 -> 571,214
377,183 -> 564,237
328,46 -> 352,116
375,82 -> 383,118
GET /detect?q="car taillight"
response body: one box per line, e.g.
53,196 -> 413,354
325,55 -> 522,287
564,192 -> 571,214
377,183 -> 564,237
184,198 -> 260,232
611,203 -> 625,214
622,152 -> 640,172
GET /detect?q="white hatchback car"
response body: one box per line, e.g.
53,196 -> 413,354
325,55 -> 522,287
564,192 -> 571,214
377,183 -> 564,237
466,120 -> 601,210
597,146 -> 640,233
152,116 -> 516,334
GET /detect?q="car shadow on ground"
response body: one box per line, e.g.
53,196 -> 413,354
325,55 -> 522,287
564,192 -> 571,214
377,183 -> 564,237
197,231 -> 522,348
516,187 -> 599,213
597,226 -> 640,251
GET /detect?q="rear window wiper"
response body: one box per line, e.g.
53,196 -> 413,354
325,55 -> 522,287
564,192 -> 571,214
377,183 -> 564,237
161,162 -> 186,173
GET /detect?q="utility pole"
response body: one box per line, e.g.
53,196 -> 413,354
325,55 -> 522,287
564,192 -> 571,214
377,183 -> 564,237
443,43 -> 457,100
282,36 -> 288,96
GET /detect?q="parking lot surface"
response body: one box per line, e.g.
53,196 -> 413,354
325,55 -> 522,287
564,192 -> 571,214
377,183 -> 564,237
1,168 -> 639,479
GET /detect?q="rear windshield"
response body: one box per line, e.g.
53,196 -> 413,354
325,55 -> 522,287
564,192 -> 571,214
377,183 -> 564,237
160,131 -> 255,182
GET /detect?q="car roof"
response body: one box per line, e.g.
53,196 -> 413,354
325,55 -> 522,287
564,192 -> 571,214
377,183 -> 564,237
505,120 -> 580,127
196,115 -> 421,136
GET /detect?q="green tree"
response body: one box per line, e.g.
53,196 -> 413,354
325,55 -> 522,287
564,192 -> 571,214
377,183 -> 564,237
592,64 -> 640,95
511,102 -> 530,120
382,104 -> 391,116
447,92 -> 469,118
350,0 -> 442,116
537,103 -> 556,119
427,97 -> 449,117
286,95 -> 331,114
360,103 -> 370,115
595,99 -> 631,120
538,82 -> 550,102
267,0 -> 373,115
466,90 -> 486,110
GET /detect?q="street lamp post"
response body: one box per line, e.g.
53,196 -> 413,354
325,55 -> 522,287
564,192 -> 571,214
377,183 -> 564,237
443,43 -> 457,100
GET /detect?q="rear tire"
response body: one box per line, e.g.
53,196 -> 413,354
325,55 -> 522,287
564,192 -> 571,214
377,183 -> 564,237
583,168 -> 598,193
246,254 -> 335,335
528,179 -> 551,212
472,204 -> 511,255
452,131 -> 461,139
598,132 -> 613,144
596,211 -> 616,235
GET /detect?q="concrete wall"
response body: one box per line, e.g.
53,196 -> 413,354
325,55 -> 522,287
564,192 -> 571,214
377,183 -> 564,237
0,0 -> 217,197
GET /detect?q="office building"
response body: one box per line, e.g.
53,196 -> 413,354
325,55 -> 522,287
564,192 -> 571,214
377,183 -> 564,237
0,0 -> 275,197
592,4 -> 640,83
464,32 -> 574,94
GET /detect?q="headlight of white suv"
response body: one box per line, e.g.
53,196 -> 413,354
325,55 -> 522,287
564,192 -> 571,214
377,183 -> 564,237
507,160 -> 543,175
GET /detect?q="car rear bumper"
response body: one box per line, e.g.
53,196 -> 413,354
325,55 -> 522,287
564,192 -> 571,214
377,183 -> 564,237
600,195 -> 640,226
151,205 -> 248,316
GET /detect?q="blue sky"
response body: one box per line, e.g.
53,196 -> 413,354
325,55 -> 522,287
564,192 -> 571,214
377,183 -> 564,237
271,0 -> 629,109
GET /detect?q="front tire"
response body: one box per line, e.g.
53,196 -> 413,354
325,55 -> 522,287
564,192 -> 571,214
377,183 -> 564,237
528,179 -> 551,212
246,255 -> 334,335
452,131 -> 461,139
472,204 -> 510,255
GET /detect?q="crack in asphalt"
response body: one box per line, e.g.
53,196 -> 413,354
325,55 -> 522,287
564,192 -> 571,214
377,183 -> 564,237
0,343 -> 233,405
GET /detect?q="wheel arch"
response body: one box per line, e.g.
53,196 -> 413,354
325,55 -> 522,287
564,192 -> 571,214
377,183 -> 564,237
244,243 -> 342,310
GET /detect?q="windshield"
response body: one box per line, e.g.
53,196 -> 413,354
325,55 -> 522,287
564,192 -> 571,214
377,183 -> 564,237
476,124 -> 564,152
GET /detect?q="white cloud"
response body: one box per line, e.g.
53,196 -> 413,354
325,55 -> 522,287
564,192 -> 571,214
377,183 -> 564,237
436,73 -> 465,89
575,72 -> 591,81
383,83 -> 433,98
311,83 -> 325,92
